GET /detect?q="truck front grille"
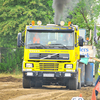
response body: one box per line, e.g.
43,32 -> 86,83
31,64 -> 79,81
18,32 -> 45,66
39,63 -> 59,71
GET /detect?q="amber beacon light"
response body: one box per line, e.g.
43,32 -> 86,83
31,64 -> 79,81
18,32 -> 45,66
68,21 -> 71,26
32,21 -> 35,25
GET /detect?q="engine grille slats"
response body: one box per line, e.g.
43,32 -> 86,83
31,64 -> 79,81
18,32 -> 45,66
39,63 -> 59,71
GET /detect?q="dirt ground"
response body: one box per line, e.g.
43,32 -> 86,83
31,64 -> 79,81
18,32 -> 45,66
0,76 -> 100,100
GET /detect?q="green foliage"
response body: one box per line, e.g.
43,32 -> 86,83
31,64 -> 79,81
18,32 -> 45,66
0,47 -> 24,73
0,0 -> 54,73
0,0 -> 54,48
66,0 -> 100,37
95,40 -> 100,73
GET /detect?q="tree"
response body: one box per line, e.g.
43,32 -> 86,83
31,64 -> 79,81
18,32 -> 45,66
66,0 -> 100,36
0,0 -> 53,47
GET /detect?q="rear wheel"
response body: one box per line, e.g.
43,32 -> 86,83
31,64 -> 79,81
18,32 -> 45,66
78,81 -> 81,89
78,74 -> 81,89
69,77 -> 78,90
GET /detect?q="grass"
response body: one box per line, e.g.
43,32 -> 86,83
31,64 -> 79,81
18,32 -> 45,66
0,72 -> 22,79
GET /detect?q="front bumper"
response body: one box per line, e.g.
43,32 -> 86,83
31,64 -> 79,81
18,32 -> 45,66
23,71 -> 78,78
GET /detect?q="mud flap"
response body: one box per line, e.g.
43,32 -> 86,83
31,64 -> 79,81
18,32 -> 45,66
78,68 -> 81,89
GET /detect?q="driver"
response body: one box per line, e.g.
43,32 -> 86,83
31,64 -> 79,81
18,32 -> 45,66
33,33 -> 40,43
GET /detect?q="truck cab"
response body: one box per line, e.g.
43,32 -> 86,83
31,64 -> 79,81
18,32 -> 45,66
17,21 -> 83,90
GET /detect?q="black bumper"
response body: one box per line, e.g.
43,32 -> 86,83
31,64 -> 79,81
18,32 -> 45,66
23,71 -> 78,78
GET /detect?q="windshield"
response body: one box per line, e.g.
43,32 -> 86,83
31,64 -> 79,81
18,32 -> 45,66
25,31 -> 74,49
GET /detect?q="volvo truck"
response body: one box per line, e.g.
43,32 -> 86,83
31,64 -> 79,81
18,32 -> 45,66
17,21 -> 83,90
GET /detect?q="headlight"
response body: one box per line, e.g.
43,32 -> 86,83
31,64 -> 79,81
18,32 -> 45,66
64,64 -> 73,68
25,63 -> 33,68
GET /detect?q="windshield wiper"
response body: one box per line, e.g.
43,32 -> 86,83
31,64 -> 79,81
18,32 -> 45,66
26,43 -> 47,49
49,44 -> 68,49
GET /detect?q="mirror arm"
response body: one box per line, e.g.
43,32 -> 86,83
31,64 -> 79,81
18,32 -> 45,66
20,40 -> 24,46
75,42 -> 79,47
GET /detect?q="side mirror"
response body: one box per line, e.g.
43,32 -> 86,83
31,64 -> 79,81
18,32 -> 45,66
17,33 -> 22,47
79,36 -> 83,46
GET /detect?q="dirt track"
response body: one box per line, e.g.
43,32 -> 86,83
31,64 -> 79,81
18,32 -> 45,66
0,76 -> 99,100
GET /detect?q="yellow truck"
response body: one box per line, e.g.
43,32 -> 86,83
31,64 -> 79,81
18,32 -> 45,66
17,21 -> 83,90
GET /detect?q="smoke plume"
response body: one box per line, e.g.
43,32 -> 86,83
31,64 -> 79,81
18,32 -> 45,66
52,0 -> 70,24
52,0 -> 79,24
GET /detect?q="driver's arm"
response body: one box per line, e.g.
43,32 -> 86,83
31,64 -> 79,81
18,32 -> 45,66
90,57 -> 100,62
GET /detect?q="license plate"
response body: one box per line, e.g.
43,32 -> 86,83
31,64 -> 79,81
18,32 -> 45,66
71,97 -> 84,100
65,73 -> 71,77
43,73 -> 54,77
27,72 -> 33,76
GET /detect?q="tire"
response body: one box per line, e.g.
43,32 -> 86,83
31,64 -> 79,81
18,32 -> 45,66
78,81 -> 81,89
69,77 -> 78,90
31,81 -> 35,87
31,78 -> 35,87
66,85 -> 69,89
23,77 -> 31,88
35,80 -> 42,88
78,76 -> 81,89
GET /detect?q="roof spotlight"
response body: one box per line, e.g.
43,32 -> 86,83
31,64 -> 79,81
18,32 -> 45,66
37,21 -> 42,26
60,21 -> 65,26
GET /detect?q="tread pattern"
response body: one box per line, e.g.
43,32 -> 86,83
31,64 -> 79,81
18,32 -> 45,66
23,77 -> 31,88
69,77 -> 77,90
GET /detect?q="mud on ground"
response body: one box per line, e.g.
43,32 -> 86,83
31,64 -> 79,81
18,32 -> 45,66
0,76 -> 99,100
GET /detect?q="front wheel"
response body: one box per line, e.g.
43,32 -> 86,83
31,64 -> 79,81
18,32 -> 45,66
23,77 -> 31,88
35,80 -> 42,88
69,77 -> 78,90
